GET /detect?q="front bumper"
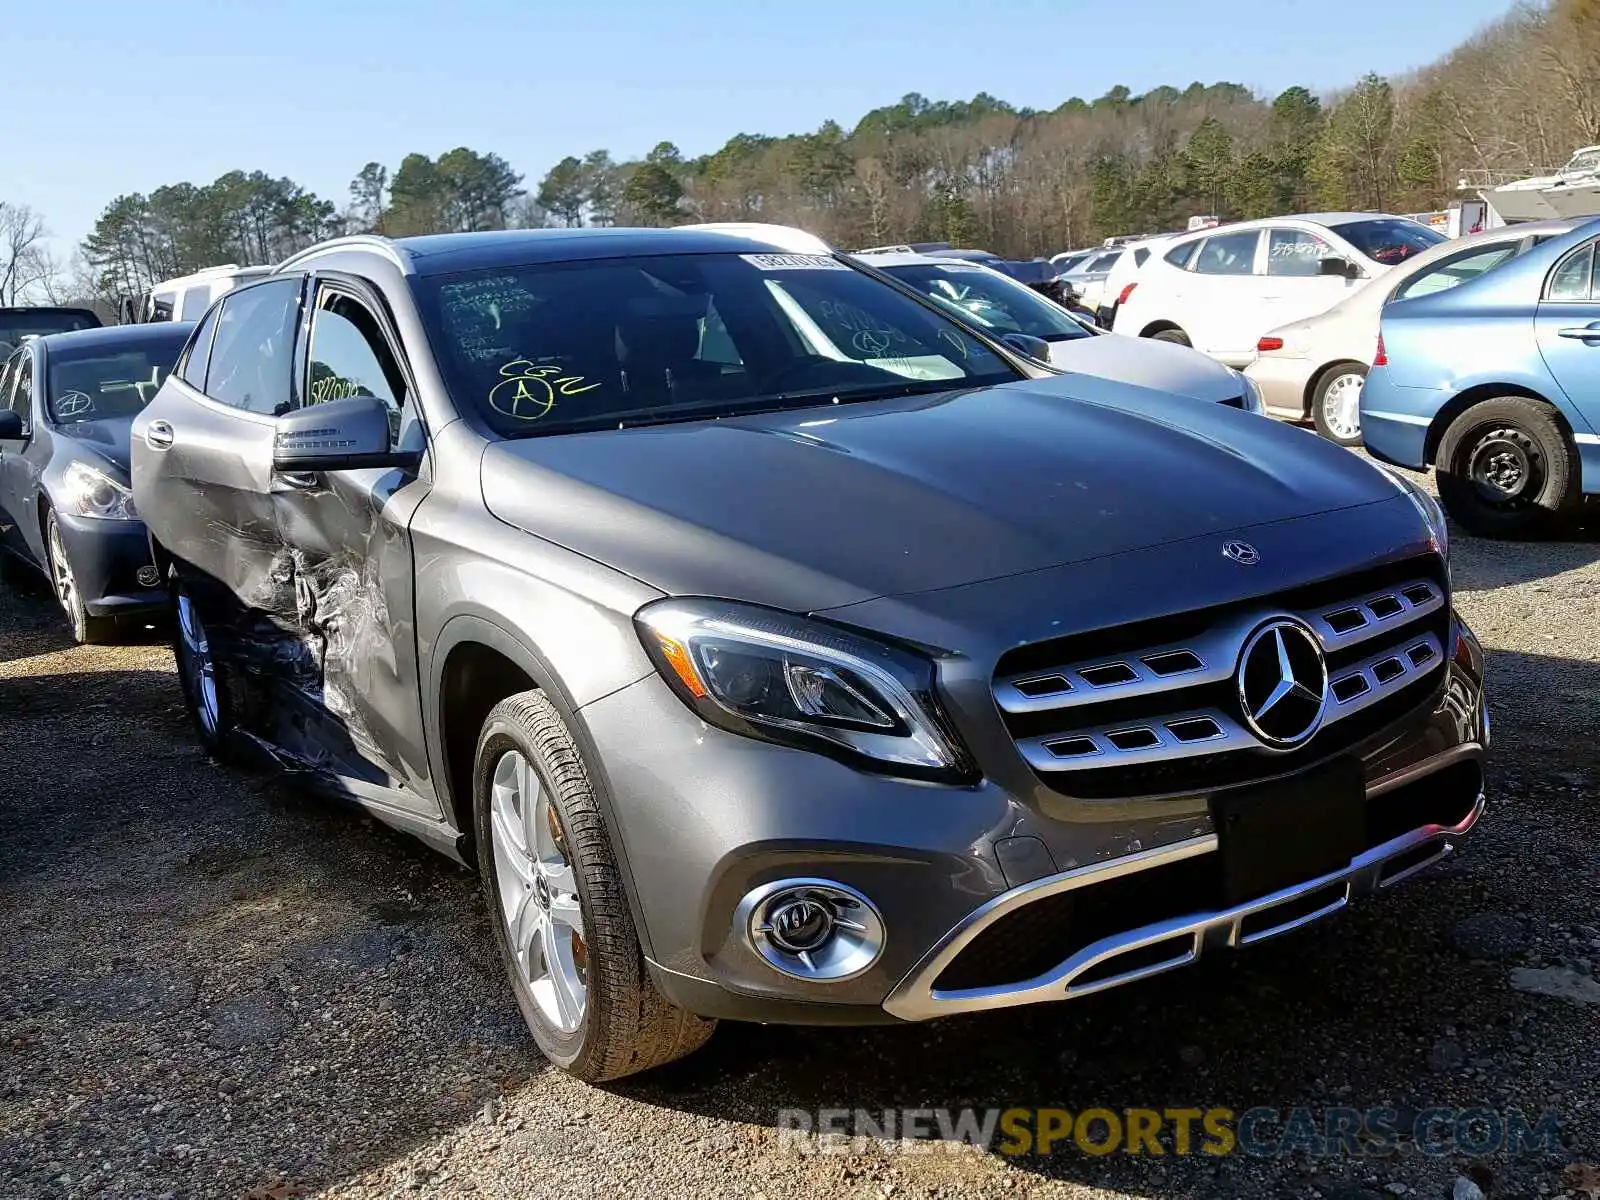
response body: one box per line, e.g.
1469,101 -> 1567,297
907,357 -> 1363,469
581,622 -> 1487,1026
1244,355 -> 1316,419
884,751 -> 1482,1020
52,514 -> 164,617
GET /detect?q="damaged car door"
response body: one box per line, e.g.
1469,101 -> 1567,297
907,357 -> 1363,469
268,273 -> 434,807
133,278 -> 302,600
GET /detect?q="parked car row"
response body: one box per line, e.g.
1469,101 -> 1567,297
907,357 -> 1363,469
1,226 -> 1486,1090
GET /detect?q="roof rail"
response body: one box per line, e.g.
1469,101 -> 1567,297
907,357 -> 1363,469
277,234 -> 412,274
854,244 -> 918,255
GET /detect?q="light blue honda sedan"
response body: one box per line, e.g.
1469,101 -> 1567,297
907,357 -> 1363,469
1361,215 -> 1600,538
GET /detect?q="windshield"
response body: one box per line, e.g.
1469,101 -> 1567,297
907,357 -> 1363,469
46,332 -> 189,423
882,262 -> 1094,342
1333,218 -> 1446,266
414,252 -> 1021,437
1563,149 -> 1600,175
0,308 -> 101,350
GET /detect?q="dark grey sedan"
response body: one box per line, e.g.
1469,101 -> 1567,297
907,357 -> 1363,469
0,322 -> 193,642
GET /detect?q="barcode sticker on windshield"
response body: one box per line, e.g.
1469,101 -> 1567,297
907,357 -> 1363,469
740,253 -> 848,271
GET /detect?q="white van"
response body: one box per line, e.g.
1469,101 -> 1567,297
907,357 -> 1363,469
132,264 -> 276,323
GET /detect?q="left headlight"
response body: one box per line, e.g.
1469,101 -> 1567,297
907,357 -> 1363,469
1375,463 -> 1448,560
635,598 -> 974,782
62,461 -> 138,520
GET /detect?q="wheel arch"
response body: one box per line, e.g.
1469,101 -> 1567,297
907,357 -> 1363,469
1304,358 -> 1369,411
429,613 -> 657,959
1139,319 -> 1186,339
1423,383 -> 1572,467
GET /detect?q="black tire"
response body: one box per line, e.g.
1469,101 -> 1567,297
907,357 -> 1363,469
474,689 -> 715,1082
168,570 -> 239,759
44,510 -> 119,644
1435,396 -> 1578,539
1310,362 -> 1368,448
1150,328 -> 1192,347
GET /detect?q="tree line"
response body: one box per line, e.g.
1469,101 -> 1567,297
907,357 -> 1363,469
13,0 -> 1596,305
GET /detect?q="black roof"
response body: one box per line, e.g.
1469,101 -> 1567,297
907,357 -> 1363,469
392,227 -> 807,276
36,321 -> 196,354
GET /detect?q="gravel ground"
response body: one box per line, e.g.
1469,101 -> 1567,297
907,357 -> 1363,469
2,477 -> 1598,1200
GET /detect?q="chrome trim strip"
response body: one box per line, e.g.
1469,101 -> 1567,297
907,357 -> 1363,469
1321,632 -> 1444,727
1018,707 -> 1252,771
1366,741 -> 1483,798
882,752 -> 1483,1022
1307,580 -> 1444,654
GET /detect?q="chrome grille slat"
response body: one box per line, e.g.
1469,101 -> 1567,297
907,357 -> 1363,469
1018,708 -> 1251,772
1307,580 -> 1444,653
1322,633 -> 1443,726
997,576 -> 1448,778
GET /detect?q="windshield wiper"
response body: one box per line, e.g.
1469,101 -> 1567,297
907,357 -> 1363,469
512,378 -> 979,436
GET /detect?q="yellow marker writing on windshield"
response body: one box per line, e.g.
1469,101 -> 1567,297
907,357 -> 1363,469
488,360 -> 601,421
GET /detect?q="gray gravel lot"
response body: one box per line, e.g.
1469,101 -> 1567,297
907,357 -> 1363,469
2,478 -> 1598,1200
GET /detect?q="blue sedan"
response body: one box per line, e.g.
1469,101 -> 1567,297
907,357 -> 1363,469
1361,215 -> 1600,537
0,322 -> 194,641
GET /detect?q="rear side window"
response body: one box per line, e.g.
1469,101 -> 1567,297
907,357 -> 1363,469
1193,231 -> 1260,276
204,278 -> 303,416
1394,244 -> 1521,301
179,286 -> 211,322
1165,240 -> 1201,269
179,305 -> 221,390
1133,248 -> 1151,267
1546,243 -> 1596,301
1086,252 -> 1122,273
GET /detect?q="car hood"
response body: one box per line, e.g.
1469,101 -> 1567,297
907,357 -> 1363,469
1046,334 -> 1243,402
54,418 -> 134,476
481,376 -> 1399,613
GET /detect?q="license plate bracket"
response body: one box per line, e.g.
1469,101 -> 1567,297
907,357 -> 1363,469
1209,757 -> 1366,907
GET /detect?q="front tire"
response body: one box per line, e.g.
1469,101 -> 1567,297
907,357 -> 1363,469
1436,396 -> 1578,538
1311,363 -> 1367,447
169,571 -> 238,758
474,690 -> 714,1082
45,510 -> 118,644
1150,327 -> 1192,347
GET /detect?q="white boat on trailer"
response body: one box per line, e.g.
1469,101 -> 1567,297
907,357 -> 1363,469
1467,146 -> 1600,223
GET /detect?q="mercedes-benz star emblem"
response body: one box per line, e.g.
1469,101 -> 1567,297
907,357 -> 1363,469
1222,540 -> 1261,565
1236,618 -> 1328,748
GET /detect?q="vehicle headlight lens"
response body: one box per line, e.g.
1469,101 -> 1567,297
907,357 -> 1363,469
1235,371 -> 1266,415
63,461 -> 138,520
635,598 -> 973,781
1375,463 -> 1448,559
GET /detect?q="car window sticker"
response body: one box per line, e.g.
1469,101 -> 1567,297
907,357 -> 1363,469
55,390 -> 93,417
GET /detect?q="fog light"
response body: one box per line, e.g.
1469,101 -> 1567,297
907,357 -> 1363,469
736,879 -> 885,982
136,565 -> 160,588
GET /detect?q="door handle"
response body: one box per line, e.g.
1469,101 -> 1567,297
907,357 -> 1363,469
145,420 -> 175,450
1556,324 -> 1600,340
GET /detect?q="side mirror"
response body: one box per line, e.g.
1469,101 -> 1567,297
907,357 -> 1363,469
0,410 -> 23,440
273,394 -> 417,473
1320,256 -> 1359,279
1000,332 -> 1053,363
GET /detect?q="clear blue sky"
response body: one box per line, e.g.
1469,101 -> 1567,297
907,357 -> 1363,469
11,0 -> 1516,256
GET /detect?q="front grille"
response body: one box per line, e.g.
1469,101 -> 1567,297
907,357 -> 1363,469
993,555 -> 1450,800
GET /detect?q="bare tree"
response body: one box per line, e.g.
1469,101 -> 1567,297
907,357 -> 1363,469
0,202 -> 51,305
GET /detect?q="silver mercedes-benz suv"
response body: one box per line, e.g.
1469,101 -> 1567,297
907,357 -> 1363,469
130,228 -> 1487,1082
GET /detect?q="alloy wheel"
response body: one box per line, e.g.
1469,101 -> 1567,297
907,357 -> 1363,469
175,591 -> 220,736
489,749 -> 588,1033
46,521 -> 78,623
